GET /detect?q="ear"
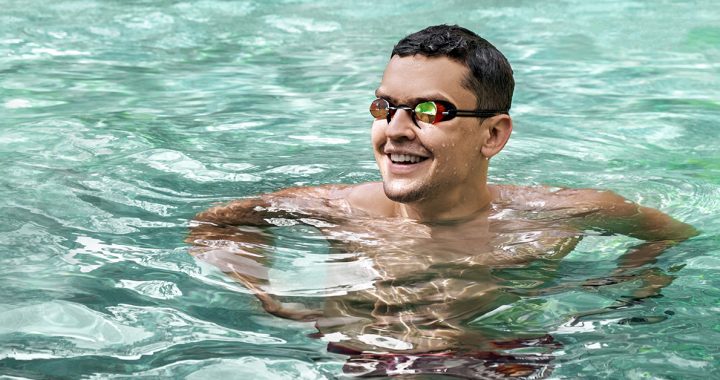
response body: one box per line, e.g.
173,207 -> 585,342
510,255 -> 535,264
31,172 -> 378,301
480,115 -> 512,158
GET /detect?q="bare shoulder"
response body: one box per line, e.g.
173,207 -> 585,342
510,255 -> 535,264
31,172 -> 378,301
257,183 -> 361,213
194,184 -> 356,225
491,184 -> 632,214
249,182 -> 394,217
491,184 -> 696,241
265,182 -> 394,216
345,182 -> 396,217
282,182 -> 400,217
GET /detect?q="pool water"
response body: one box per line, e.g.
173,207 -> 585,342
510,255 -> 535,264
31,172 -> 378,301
1,0 -> 719,378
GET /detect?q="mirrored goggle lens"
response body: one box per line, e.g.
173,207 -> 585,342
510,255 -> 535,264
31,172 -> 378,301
414,101 -> 439,124
370,98 -> 389,119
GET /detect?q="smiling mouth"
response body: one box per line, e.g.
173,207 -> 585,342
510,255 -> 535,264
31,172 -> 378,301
389,153 -> 429,165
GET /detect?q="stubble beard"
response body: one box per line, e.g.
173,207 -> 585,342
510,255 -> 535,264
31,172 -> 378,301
382,177 -> 439,204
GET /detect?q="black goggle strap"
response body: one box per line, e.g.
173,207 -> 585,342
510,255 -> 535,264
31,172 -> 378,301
454,110 -> 509,118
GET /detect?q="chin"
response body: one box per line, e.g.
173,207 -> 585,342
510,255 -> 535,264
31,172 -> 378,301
382,179 -> 431,204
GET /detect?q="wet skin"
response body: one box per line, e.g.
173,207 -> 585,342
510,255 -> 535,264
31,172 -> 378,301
187,56 -> 696,354
188,183 -> 694,353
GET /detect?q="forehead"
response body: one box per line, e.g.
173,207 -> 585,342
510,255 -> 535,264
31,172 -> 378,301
377,55 -> 475,108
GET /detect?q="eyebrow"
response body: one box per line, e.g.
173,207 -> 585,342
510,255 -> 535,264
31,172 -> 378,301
374,88 -> 451,105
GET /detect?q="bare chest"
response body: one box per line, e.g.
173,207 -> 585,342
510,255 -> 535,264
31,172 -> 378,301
324,214 -> 580,275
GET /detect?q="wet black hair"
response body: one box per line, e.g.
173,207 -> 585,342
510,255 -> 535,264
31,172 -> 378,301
391,24 -> 514,112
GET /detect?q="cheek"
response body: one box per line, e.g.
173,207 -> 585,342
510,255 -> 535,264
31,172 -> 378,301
454,127 -> 485,154
370,122 -> 386,145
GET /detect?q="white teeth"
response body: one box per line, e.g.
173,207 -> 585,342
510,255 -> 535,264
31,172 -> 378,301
390,153 -> 424,163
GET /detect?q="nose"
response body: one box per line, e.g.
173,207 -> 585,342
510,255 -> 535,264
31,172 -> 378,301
385,108 -> 417,141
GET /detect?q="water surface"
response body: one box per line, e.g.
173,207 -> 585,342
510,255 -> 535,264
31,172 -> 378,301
1,0 -> 719,378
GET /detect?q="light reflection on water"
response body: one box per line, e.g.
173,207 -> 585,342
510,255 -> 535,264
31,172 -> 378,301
1,0 -> 719,378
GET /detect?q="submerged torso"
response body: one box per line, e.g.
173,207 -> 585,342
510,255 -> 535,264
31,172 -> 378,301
305,184 -> 586,353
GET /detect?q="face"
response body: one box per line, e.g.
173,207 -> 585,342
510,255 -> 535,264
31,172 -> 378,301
372,55 -> 493,204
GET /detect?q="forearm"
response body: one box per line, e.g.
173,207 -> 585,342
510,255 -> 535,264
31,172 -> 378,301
187,197 -> 325,322
607,216 -> 696,291
187,197 -> 290,263
581,197 -> 697,294
609,239 -> 683,300
194,243 -> 323,321
233,272 -> 323,321
615,239 -> 676,272
580,240 -> 680,305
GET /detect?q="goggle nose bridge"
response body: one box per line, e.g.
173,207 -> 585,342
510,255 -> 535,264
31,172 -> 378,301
386,104 -> 421,126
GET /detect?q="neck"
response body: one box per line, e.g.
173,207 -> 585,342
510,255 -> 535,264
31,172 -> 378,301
398,173 -> 494,223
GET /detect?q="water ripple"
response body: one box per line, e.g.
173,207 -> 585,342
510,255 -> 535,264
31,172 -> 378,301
133,149 -> 261,183
1,0 -> 719,378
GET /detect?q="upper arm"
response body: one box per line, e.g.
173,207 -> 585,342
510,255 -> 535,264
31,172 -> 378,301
186,185 -> 341,250
567,189 -> 697,242
192,184 -> 351,226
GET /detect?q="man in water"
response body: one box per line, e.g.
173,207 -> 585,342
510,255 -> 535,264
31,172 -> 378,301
187,25 -> 696,377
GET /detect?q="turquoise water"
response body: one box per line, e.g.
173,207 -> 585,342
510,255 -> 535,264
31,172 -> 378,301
1,0 -> 719,378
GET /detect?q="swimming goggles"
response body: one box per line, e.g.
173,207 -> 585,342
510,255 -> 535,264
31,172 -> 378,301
370,98 -> 508,126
